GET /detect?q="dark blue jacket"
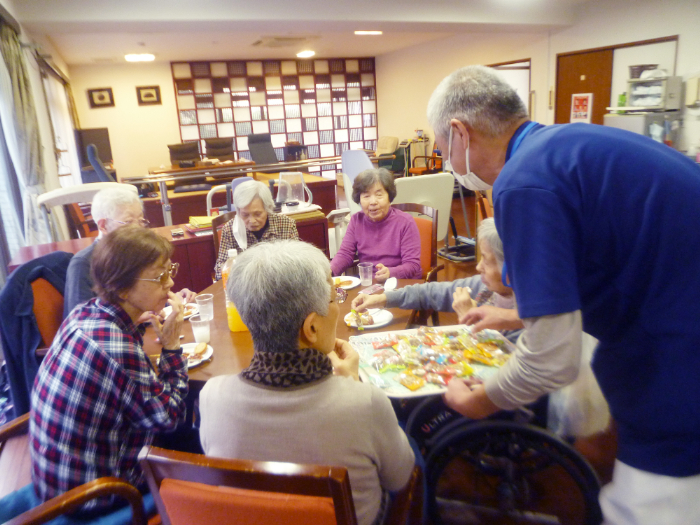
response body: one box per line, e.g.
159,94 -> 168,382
0,251 -> 73,417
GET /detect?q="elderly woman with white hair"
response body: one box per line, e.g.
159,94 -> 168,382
213,180 -> 298,280
199,239 -> 415,525
352,218 -> 522,343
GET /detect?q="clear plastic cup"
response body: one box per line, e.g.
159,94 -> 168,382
358,262 -> 373,286
190,315 -> 210,344
195,294 -> 214,321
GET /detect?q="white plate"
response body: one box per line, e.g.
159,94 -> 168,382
161,303 -> 199,320
334,276 -> 360,290
344,309 -> 394,330
181,343 -> 213,368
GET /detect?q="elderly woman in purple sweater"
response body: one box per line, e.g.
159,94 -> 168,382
331,168 -> 422,282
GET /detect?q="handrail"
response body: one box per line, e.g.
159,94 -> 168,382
123,154 -> 395,187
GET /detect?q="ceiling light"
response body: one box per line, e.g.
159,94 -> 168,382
354,30 -> 382,35
296,50 -> 315,58
125,53 -> 155,62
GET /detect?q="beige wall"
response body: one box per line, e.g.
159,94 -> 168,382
376,32 -> 551,147
376,0 -> 700,152
69,63 -> 181,181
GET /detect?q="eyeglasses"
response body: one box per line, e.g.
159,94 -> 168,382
335,287 -> 348,304
110,217 -> 150,228
137,263 -> 179,286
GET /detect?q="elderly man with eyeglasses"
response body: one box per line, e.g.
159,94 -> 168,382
63,186 -> 196,318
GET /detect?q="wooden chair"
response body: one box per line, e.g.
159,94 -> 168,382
407,155 -> 442,177
138,446 -> 358,525
0,415 -> 148,525
211,211 -> 237,259
63,203 -> 98,239
477,190 -> 493,220
30,278 -> 65,359
391,203 -> 444,327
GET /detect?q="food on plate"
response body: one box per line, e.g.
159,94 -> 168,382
334,277 -> 354,287
183,304 -> 197,317
346,309 -> 374,330
184,342 -> 208,358
361,326 -> 513,393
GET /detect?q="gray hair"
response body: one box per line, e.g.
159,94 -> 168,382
91,186 -> 142,222
352,168 -> 396,204
477,217 -> 504,270
427,65 -> 528,141
233,180 -> 275,212
227,239 -> 330,353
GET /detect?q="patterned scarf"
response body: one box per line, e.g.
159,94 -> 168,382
241,347 -> 333,388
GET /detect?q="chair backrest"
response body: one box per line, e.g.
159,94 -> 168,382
477,191 -> 493,220
168,142 -> 201,166
341,150 -> 374,215
375,136 -> 399,156
206,177 -> 254,215
212,211 -> 237,258
205,138 -> 235,160
86,144 -> 116,183
138,446 -> 357,525
247,133 -> 279,165
37,183 -> 137,242
0,413 -> 148,524
394,173 -> 454,241
30,278 -> 64,350
391,203 -> 437,279
63,203 -> 97,239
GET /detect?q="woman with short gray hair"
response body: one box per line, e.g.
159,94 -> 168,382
331,167 -> 421,282
214,180 -> 299,280
199,240 -> 415,525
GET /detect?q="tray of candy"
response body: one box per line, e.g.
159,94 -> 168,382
350,324 -> 515,398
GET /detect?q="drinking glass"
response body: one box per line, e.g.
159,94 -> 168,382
195,293 -> 214,321
190,315 -> 210,344
358,262 -> 373,286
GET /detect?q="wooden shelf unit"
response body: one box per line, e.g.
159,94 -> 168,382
171,58 -> 379,179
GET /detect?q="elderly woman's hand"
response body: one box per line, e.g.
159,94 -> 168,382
374,263 -> 390,283
150,291 -> 185,350
452,287 -> 476,319
176,288 -> 197,304
351,293 -> 387,312
460,305 -> 523,333
329,339 -> 360,381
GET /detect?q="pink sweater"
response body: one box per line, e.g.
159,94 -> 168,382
331,207 -> 422,279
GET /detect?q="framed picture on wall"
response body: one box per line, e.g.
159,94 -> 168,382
87,88 -> 114,108
136,86 -> 161,106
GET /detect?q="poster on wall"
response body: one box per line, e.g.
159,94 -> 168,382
571,93 -> 593,123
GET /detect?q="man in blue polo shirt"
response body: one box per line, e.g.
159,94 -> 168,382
428,65 -> 700,525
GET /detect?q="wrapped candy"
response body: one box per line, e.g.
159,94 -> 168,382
397,371 -> 425,391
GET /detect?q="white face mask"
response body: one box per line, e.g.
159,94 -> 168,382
447,127 -> 493,192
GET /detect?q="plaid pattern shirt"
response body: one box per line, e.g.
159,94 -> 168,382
214,212 -> 299,280
29,298 -> 188,512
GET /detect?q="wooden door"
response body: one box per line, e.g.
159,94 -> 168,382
555,50 -> 613,125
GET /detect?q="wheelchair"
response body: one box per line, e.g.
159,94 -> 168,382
405,395 -> 603,525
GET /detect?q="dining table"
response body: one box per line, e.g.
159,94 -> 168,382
143,278 -> 421,397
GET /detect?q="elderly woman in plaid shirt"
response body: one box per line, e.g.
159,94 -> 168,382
29,227 -> 188,516
213,180 -> 299,280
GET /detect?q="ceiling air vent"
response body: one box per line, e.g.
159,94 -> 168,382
251,36 -> 312,48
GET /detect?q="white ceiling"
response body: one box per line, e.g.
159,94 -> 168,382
12,0 -> 593,66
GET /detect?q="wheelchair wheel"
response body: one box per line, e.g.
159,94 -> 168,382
425,420 -> 602,525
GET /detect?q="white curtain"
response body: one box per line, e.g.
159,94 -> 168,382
0,22 -> 51,248
42,73 -> 82,188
